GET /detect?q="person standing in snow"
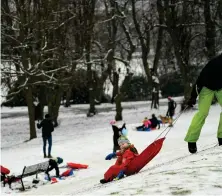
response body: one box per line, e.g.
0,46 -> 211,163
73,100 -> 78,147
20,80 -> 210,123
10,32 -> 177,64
166,96 -> 177,127
37,114 -> 54,158
185,54 -> 222,153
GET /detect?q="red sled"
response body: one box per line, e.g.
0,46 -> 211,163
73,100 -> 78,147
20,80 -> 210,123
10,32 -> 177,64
61,169 -> 74,177
67,162 -> 88,169
0,165 -> 10,175
125,137 -> 165,176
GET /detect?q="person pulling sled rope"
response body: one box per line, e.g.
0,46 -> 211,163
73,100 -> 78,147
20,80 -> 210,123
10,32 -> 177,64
184,54 -> 222,153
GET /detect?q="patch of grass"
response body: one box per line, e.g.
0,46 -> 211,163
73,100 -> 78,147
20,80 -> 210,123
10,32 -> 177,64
165,172 -> 177,175
214,185 -> 222,188
136,189 -> 144,194
171,190 -> 192,195
110,192 -> 119,195
210,169 -> 222,172
170,187 -> 183,191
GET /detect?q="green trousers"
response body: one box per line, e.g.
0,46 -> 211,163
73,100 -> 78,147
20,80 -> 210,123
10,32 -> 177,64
185,87 -> 222,142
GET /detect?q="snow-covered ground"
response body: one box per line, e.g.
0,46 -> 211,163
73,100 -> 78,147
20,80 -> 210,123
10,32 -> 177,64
1,98 -> 222,195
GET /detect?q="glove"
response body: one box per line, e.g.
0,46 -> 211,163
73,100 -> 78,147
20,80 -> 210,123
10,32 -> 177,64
105,152 -> 116,160
114,170 -> 124,181
187,98 -> 196,107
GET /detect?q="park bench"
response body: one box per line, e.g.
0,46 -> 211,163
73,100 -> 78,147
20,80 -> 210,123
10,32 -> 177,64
4,161 -> 49,191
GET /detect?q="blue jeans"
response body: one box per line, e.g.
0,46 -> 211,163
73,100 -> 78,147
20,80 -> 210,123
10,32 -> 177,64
43,136 -> 52,156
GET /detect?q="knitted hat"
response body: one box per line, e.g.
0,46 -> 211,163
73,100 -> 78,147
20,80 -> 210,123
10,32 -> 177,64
110,120 -> 116,125
118,136 -> 130,145
57,157 -> 63,164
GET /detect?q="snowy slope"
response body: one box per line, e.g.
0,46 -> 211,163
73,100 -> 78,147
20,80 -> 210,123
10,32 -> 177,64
1,99 -> 222,195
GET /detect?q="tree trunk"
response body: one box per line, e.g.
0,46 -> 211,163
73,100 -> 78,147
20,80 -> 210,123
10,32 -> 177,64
111,71 -> 119,104
48,88 -> 62,127
64,87 -> 72,107
153,0 -> 164,73
25,87 -> 37,140
115,93 -> 123,121
204,0 -> 216,59
38,86 -> 47,120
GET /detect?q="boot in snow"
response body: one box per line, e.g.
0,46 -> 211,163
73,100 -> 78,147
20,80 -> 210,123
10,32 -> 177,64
218,138 -> 222,146
100,179 -> 110,184
188,142 -> 197,153
48,155 -> 53,158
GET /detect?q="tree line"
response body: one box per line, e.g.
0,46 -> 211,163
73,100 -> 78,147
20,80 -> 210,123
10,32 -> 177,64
1,0 -> 222,139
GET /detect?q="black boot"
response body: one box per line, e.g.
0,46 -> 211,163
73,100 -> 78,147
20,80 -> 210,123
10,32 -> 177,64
218,138 -> 222,146
100,179 -> 109,184
188,142 -> 197,153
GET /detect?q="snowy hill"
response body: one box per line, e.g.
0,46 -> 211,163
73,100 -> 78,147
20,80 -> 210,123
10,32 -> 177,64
1,99 -> 222,195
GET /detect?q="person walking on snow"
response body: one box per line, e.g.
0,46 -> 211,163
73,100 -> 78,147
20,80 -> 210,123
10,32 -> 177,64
37,114 -> 54,158
166,96 -> 177,127
185,54 -> 222,153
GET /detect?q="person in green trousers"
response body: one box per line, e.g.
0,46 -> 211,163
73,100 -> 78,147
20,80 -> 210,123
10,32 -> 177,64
185,54 -> 222,153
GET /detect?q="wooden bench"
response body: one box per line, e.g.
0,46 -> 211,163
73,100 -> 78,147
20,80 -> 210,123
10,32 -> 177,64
16,161 -> 49,190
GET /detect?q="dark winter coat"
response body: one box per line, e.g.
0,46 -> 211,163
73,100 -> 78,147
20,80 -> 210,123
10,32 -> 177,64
191,54 -> 222,100
37,119 -> 54,138
45,159 -> 60,177
167,100 -> 177,117
112,123 -> 126,146
149,117 -> 160,129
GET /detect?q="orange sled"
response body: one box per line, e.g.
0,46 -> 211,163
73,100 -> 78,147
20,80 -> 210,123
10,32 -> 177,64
67,162 -> 88,169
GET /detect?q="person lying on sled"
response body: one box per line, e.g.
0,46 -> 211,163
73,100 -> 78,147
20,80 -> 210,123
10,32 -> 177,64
100,136 -> 138,184
136,117 -> 151,131
45,157 -> 63,180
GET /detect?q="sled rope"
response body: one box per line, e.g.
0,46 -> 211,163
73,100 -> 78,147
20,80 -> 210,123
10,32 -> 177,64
154,105 -> 189,141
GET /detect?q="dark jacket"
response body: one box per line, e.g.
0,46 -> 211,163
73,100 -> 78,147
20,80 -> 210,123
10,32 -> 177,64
149,117 -> 160,129
37,119 -> 54,138
112,123 -> 126,146
46,159 -> 60,177
167,100 -> 177,117
191,54 -> 222,100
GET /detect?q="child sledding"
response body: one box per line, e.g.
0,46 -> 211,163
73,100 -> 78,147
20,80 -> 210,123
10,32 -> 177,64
100,135 -> 165,184
100,136 -> 138,184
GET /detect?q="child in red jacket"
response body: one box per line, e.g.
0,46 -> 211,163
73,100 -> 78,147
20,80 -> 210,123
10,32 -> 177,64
100,136 -> 138,184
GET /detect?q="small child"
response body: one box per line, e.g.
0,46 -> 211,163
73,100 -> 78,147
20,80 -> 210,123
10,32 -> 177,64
100,136 -> 138,184
136,117 -> 151,130
45,157 -> 63,180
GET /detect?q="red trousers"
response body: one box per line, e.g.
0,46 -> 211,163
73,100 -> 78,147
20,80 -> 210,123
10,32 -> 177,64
104,165 -> 125,181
